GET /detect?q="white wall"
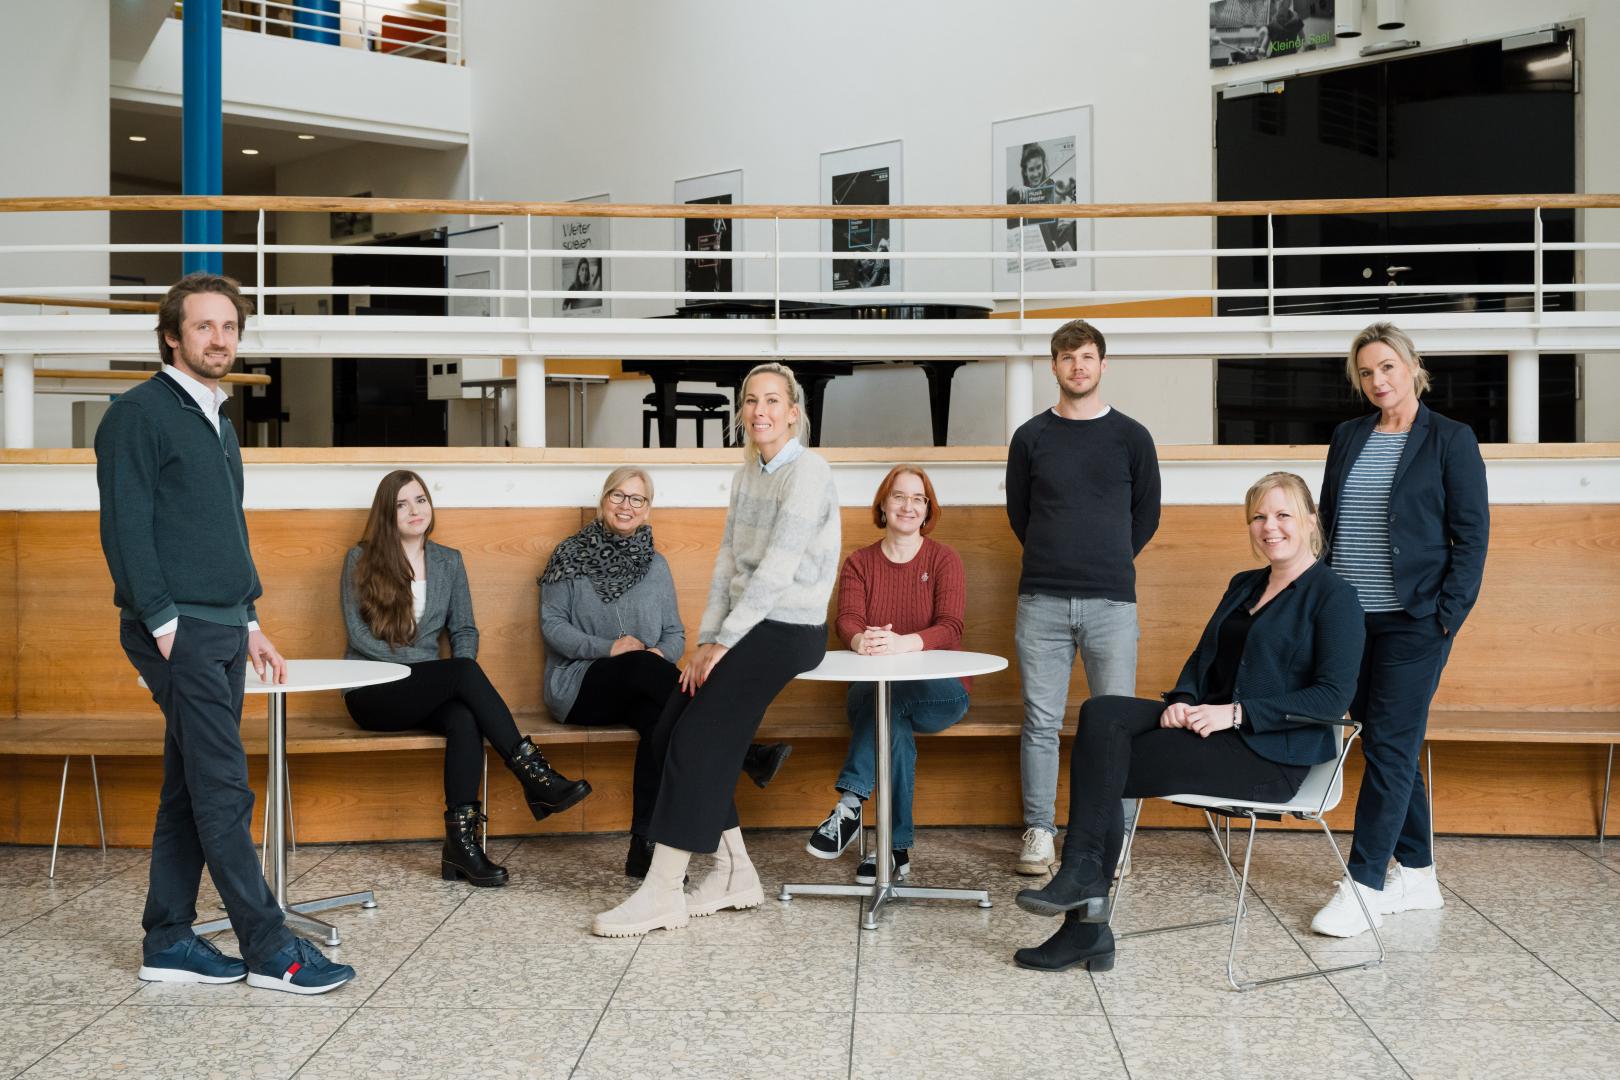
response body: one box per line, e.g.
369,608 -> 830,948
0,0 -> 111,447
273,141 -> 470,446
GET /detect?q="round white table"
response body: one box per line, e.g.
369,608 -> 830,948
778,649 -> 1008,930
143,658 -> 408,946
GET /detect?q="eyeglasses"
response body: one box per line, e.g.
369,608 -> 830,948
606,491 -> 649,509
885,493 -> 930,510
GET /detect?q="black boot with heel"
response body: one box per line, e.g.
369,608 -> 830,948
1013,913 -> 1116,972
505,736 -> 592,820
441,803 -> 509,887
741,742 -> 793,788
1015,856 -> 1112,920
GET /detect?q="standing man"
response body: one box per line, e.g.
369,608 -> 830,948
96,272 -> 354,995
1006,319 -> 1161,875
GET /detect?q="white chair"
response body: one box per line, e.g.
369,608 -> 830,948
49,756 -> 107,878
1110,714 -> 1385,991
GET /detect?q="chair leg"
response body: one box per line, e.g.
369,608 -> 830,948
284,755 -> 297,855
1224,815 -> 1260,991
1600,745 -> 1613,847
1426,742 -> 1436,868
1204,810 -> 1246,913
1107,800 -> 1145,926
50,756 -> 70,879
89,755 -> 106,856
481,753 -> 489,849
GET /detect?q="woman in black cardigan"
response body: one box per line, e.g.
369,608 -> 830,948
1309,322 -> 1488,939
1013,472 -> 1365,973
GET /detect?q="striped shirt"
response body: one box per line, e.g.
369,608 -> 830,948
1330,430 -> 1408,613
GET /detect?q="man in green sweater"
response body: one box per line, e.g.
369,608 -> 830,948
96,272 -> 353,995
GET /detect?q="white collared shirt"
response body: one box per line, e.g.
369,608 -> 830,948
759,436 -> 805,475
163,363 -> 231,434
152,364 -> 253,640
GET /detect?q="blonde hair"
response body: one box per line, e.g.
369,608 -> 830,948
1346,321 -> 1431,398
737,362 -> 810,463
1244,471 -> 1323,559
597,466 -> 653,519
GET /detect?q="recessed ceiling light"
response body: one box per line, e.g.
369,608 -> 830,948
241,148 -> 260,155
297,134 -> 316,140
127,135 -> 147,142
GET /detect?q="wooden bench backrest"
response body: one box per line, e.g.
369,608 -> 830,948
2,503 -> 1617,721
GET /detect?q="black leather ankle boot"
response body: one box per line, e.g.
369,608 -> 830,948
504,737 -> 592,820
741,742 -> 793,788
1013,913 -> 1116,972
441,803 -> 509,887
1015,856 -> 1111,920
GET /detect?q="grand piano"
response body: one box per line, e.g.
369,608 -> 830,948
627,299 -> 990,447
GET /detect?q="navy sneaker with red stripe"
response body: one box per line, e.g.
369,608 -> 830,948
138,935 -> 247,984
245,938 -> 355,996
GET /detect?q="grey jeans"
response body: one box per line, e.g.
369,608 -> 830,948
1015,592 -> 1140,837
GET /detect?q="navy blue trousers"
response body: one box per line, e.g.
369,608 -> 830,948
122,617 -> 293,968
1346,610 -> 1454,890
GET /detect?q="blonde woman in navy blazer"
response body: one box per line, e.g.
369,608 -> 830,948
1309,323 -> 1489,938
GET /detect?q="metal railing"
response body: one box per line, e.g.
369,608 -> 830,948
178,1 -> 462,65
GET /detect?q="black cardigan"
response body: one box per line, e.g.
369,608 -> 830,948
1319,402 -> 1490,635
1166,560 -> 1366,767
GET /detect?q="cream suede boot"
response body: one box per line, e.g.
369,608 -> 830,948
686,827 -> 765,917
592,843 -> 690,938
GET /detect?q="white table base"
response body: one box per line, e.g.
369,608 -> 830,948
193,690 -> 375,946
777,677 -> 992,929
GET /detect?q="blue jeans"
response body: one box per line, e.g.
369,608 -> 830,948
1015,593 -> 1140,837
835,677 -> 970,851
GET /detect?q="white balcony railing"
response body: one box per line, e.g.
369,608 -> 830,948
177,1 -> 462,65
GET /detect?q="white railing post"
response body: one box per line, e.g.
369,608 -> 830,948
1533,206 -> 1544,317
773,215 -> 781,325
1004,354 -> 1034,444
1017,217 -> 1026,326
255,208 -> 266,321
524,213 -> 534,327
3,353 -> 36,449
1507,350 -> 1540,444
1266,213 -> 1275,320
515,354 -> 546,448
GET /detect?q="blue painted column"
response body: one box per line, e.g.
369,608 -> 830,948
182,0 -> 223,274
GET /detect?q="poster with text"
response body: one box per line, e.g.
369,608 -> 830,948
674,169 -> 743,297
556,194 -> 610,318
1209,0 -> 1335,67
820,140 -> 902,295
991,107 -> 1092,296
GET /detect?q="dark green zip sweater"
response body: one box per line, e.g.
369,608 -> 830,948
95,371 -> 262,633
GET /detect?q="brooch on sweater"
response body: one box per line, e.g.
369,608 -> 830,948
920,572 -> 929,582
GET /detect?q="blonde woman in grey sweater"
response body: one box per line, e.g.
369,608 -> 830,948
594,362 -> 841,938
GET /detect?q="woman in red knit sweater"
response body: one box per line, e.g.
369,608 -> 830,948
805,464 -> 970,881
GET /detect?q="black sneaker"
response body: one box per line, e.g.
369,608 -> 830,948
856,849 -> 910,885
245,938 -> 355,996
806,802 -> 861,859
138,935 -> 246,984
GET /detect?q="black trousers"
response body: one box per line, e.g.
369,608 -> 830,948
1346,611 -> 1453,890
344,657 -> 523,808
1060,695 -> 1308,875
568,650 -> 681,836
647,620 -> 826,853
122,616 -> 293,968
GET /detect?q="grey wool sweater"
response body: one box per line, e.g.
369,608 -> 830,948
540,551 -> 685,721
700,449 -> 841,648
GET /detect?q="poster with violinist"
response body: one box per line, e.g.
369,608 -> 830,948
992,106 -> 1092,295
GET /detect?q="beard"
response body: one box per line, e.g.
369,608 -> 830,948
173,340 -> 234,381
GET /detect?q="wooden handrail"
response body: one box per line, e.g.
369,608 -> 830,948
0,368 -> 271,385
0,295 -> 159,312
1,194 -> 1617,221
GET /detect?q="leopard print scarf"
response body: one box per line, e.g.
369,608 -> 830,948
539,518 -> 654,604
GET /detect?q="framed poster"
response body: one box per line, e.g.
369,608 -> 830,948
1210,0 -> 1335,67
556,194 -> 610,318
991,106 -> 1092,295
820,140 -> 902,295
674,169 -> 743,296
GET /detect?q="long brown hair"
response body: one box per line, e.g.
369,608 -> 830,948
354,469 -> 434,647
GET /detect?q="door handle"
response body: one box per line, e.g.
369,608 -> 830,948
1385,265 -> 1412,275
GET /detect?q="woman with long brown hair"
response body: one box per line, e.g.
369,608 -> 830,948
341,470 -> 591,887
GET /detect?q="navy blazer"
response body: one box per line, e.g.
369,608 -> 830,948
1167,560 -> 1366,767
1319,403 -> 1489,634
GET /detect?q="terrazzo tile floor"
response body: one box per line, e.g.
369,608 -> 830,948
2,827 -> 1618,1079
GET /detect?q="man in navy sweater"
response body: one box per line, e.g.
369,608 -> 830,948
1006,319 -> 1161,875
96,272 -> 353,995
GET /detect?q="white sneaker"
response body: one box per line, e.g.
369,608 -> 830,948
1310,877 -> 1386,938
1380,863 -> 1444,915
1016,828 -> 1056,876
1114,853 -> 1132,880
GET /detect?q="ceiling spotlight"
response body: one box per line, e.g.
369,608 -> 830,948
127,135 -> 147,142
241,148 -> 260,155
297,134 -> 316,140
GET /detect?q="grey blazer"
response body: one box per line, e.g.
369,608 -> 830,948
341,540 -> 478,669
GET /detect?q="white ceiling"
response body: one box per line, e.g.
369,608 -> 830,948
111,104 -> 360,192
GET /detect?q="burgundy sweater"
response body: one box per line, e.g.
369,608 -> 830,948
835,538 -> 971,691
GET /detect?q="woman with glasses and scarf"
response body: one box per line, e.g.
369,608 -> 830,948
541,467 -> 792,880
805,464 -> 970,885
